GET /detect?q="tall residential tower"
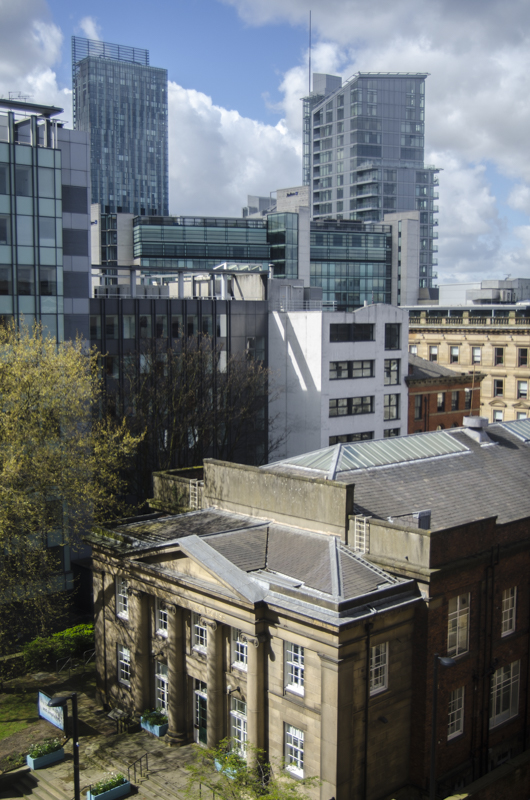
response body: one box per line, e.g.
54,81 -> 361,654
303,72 -> 439,291
72,37 -> 168,217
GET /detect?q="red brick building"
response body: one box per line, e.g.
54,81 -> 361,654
406,353 -> 484,433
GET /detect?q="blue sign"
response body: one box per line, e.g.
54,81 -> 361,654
38,691 -> 65,731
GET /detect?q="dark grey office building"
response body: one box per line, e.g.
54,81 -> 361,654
303,72 -> 439,290
72,37 -> 168,217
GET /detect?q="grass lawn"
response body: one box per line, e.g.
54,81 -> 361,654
0,692 -> 39,741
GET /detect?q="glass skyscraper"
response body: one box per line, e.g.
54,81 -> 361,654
72,37 -> 168,217
304,72 -> 439,289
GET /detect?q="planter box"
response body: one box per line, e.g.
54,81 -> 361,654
27,747 -> 64,770
87,780 -> 131,800
141,719 -> 168,737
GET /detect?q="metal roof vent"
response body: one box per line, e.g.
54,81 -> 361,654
462,416 -> 493,444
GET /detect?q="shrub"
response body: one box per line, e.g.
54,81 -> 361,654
91,772 -> 126,795
22,624 -> 94,671
141,707 -> 168,725
28,738 -> 63,758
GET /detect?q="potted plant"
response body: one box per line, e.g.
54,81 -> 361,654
26,738 -> 65,769
140,707 -> 168,737
87,772 -> 131,800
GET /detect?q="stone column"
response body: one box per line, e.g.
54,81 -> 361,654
166,605 -> 186,746
130,590 -> 150,713
205,618 -> 223,747
245,635 -> 266,754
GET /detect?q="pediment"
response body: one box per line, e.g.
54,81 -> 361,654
489,399 -> 507,408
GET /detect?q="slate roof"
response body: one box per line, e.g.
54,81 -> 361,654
407,353 -> 466,380
266,423 -> 530,532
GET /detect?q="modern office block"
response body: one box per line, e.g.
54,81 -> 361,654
303,72 -> 439,290
72,36 -> 168,217
0,99 -> 90,343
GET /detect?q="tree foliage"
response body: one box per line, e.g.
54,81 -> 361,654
120,337 -> 279,503
186,739 -> 318,800
0,322 -> 141,652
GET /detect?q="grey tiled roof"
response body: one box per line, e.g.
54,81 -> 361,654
407,353 -> 463,380
204,526 -> 269,572
112,509 -> 262,545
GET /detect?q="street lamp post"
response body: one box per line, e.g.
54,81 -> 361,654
429,654 -> 456,800
48,692 -> 80,800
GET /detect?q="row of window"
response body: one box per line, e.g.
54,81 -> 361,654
448,660 -> 520,740
413,390 -> 472,419
330,322 -> 401,349
492,378 -> 528,399
329,394 -> 400,420
448,589 -> 517,659
417,344 -> 529,368
329,359 -> 400,384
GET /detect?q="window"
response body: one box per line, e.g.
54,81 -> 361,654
489,661 -> 520,729
429,346 -> 438,362
414,395 -> 423,420
232,629 -> 248,670
472,347 -> 481,364
384,428 -> 400,437
384,359 -> 400,386
116,577 -> 129,619
385,323 -> 401,350
370,642 -> 388,695
329,360 -> 374,380
330,323 -> 374,342
117,644 -> 131,686
329,396 -> 374,416
447,594 -> 469,657
437,392 -> 445,412
465,388 -> 472,410
230,699 -> 247,756
494,379 -> 504,397
517,412 -> 527,420
517,381 -> 528,399
285,643 -> 304,695
518,348 -> 528,367
155,661 -> 169,712
285,725 -> 304,777
450,346 -> 459,364
501,588 -> 516,636
192,613 -> 207,651
494,347 -> 504,366
384,394 -> 400,420
448,687 -> 465,740
329,431 -> 373,445
493,410 -> 503,422
451,391 -> 459,412
123,315 -> 135,339
155,598 -> 168,637
409,344 -> 418,355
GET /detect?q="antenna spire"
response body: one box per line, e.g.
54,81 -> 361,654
309,11 -> 311,94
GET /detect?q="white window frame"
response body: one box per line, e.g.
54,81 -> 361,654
490,661 -> 520,729
285,724 -> 304,777
117,643 -> 131,686
155,598 -> 168,637
370,641 -> 388,695
116,577 -> 129,620
192,613 -> 207,652
447,686 -> 464,740
284,642 -> 304,695
231,629 -> 248,671
472,347 -> 481,364
493,410 -> 503,422
517,380 -> 528,399
230,698 -> 247,756
447,594 -> 470,657
155,660 -> 169,712
501,588 -> 516,637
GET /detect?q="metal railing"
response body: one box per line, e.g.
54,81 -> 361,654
128,751 -> 149,783
190,479 -> 204,511
269,299 -> 338,312
56,655 -> 74,674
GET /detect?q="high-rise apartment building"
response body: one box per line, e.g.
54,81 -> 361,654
303,72 -> 439,290
72,37 -> 168,217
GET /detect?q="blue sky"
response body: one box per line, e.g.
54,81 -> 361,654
2,0 -> 530,284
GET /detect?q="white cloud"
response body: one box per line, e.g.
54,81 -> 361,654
167,82 -> 300,215
78,17 -> 101,42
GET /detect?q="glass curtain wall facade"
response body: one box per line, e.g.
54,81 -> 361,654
307,73 -> 439,289
310,220 -> 392,309
0,110 -> 64,340
72,37 -> 168,217
133,216 -> 270,273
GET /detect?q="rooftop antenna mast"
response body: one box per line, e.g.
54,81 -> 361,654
309,11 -> 311,94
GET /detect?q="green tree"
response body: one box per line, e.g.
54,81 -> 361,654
186,739 -> 318,800
0,322 -> 141,653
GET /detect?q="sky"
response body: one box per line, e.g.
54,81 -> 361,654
1,0 -> 530,285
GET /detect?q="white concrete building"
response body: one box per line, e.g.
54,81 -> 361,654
269,303 -> 409,458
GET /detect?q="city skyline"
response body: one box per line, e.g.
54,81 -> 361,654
1,0 -> 530,285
